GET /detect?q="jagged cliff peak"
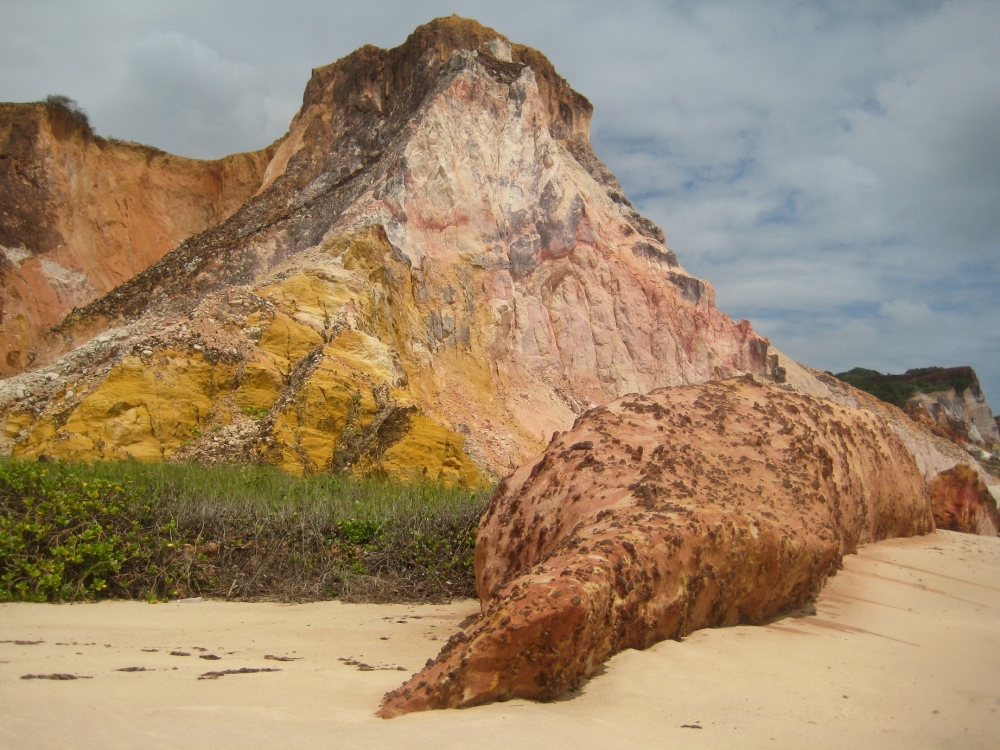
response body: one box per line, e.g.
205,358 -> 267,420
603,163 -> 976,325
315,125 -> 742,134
0,17 -> 772,483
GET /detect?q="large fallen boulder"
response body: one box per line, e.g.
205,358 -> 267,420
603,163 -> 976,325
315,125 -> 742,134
929,464 -> 1000,536
378,376 -> 933,716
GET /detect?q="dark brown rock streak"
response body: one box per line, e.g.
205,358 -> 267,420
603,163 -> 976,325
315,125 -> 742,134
379,377 -> 933,716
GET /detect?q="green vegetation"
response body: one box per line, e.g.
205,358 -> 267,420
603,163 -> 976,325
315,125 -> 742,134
44,94 -> 90,128
0,460 -> 492,604
240,406 -> 269,420
834,366 -> 973,407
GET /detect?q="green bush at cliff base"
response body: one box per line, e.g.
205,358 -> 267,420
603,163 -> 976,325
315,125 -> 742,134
0,461 -> 180,602
0,460 -> 492,604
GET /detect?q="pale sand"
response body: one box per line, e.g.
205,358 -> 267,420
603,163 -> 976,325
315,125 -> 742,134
1,530 -> 998,749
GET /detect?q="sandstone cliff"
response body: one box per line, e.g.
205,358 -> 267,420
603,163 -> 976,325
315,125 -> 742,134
0,17 -> 772,483
379,377 -> 933,715
834,366 -> 999,449
0,101 -> 278,377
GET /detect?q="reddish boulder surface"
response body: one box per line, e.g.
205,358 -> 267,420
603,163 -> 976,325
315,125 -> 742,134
929,464 -> 1000,536
379,377 -> 933,717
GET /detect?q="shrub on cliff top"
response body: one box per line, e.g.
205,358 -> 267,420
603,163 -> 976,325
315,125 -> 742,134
44,94 -> 90,128
834,366 -> 970,407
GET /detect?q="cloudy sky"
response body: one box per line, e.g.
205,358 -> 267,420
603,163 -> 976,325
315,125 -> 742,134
2,1 -> 997,407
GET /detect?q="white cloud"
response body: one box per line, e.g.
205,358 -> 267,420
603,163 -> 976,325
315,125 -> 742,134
96,31 -> 276,158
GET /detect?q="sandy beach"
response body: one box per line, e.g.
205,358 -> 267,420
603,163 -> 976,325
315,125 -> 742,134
1,529 -> 997,749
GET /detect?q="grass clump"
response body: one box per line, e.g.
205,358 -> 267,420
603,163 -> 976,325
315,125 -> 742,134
0,460 -> 492,604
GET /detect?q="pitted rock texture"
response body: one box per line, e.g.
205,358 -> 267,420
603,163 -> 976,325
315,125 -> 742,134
0,102 -> 277,377
377,377 -> 933,716
0,16 -> 771,481
765,349 -> 999,488
929,464 -> 1000,536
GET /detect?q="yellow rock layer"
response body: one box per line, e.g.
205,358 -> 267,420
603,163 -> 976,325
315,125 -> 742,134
377,412 -> 481,486
16,351 -> 235,462
11,248 -> 483,487
250,311 -> 323,375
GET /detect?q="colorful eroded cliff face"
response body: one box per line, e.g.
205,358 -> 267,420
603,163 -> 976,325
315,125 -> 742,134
0,16 -> 773,484
0,101 -> 278,376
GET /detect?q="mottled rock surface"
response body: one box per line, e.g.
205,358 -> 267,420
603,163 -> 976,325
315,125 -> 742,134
766,349 -> 999,488
0,102 -> 277,377
0,17 -> 771,481
378,377 -> 933,716
929,464 -> 1000,536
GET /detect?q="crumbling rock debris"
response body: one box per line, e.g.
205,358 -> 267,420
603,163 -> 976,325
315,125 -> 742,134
378,377 -> 933,716
197,667 -> 281,680
339,657 -> 408,672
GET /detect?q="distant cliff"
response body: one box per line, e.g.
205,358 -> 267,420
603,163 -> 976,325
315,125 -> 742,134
834,366 -> 999,449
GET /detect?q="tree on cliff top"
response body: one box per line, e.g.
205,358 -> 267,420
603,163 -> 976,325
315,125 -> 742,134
44,94 -> 89,128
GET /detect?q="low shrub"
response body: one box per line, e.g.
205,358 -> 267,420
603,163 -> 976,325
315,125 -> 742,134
44,94 -> 90,128
0,460 -> 492,604
0,462 -> 181,602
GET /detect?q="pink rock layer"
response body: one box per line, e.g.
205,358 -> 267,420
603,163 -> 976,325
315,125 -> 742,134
930,464 -> 1000,536
378,377 -> 933,717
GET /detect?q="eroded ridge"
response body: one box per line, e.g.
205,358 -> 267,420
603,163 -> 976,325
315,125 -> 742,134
1,16 -> 772,482
378,377 -> 933,716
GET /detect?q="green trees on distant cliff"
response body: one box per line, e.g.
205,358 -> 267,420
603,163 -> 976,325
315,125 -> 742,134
834,366 -> 974,406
